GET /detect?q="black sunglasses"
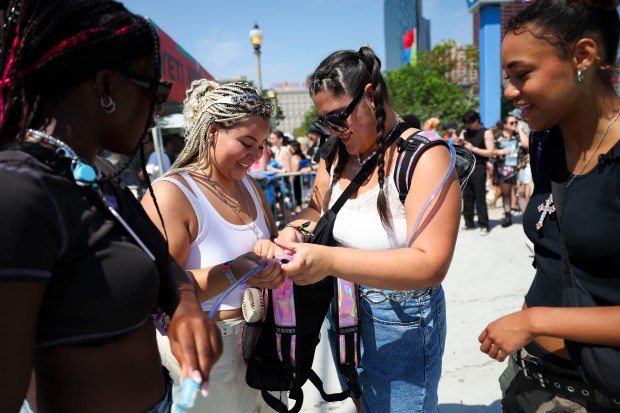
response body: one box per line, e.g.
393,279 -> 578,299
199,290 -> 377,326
117,70 -> 172,105
508,121 -> 518,125
313,90 -> 364,134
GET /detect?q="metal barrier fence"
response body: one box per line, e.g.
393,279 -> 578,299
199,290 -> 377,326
249,171 -> 316,225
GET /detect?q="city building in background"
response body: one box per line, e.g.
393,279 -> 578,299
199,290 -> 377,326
384,0 -> 431,71
445,43 -> 479,95
271,83 -> 314,135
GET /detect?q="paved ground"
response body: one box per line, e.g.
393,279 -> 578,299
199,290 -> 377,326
294,206 -> 534,412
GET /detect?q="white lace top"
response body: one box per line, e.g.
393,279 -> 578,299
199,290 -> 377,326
328,174 -> 408,251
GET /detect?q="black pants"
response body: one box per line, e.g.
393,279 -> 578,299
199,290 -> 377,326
462,164 -> 489,228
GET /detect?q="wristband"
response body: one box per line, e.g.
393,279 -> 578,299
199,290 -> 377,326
285,221 -> 315,241
222,260 -> 236,286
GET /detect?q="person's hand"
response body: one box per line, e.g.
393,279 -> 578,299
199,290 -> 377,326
254,239 -> 278,259
274,226 -> 305,256
167,294 -> 222,390
273,239 -> 331,285
234,252 -> 284,289
478,309 -> 535,362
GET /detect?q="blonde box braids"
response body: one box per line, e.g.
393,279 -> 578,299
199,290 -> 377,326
166,80 -> 273,176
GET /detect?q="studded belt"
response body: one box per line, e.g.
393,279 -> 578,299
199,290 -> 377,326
513,349 -> 620,407
360,285 -> 439,304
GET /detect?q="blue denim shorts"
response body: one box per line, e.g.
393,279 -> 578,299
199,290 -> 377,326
327,285 -> 446,413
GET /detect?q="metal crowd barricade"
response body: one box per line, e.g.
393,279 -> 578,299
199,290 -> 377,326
249,170 -> 316,226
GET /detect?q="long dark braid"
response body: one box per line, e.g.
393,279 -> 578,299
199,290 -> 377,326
309,46 -> 392,225
357,47 -> 390,227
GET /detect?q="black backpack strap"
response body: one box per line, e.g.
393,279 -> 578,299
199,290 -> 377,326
306,369 -> 352,402
262,388 -> 301,413
393,131 -> 449,204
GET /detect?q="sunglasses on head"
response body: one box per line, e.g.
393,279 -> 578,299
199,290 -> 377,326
312,90 -> 364,135
117,70 -> 172,105
210,93 -> 275,118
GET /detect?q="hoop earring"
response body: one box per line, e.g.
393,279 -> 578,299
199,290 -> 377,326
100,96 -> 116,114
577,67 -> 586,83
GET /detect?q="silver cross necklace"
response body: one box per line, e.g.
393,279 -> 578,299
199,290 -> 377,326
536,109 -> 620,230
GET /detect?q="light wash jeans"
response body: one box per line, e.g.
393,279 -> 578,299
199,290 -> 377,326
329,285 -> 446,413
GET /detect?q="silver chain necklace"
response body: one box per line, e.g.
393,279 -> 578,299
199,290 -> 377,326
535,109 -> 620,231
201,171 -> 259,241
566,109 -> 620,188
202,171 -> 241,212
238,180 -> 260,241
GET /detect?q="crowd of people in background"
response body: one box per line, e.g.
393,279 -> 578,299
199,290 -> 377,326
4,1 -> 619,413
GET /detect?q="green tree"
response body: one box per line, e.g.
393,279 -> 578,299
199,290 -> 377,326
386,41 -> 478,126
292,105 -> 317,137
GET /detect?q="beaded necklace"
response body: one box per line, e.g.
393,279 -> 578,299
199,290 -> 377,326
26,129 -> 98,188
355,121 -> 406,167
356,149 -> 377,166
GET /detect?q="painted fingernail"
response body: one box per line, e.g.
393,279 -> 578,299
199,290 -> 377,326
200,381 -> 209,397
191,370 -> 202,383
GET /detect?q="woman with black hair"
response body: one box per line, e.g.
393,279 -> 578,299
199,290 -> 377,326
0,1 -> 221,411
480,0 -> 620,410
274,46 -> 461,412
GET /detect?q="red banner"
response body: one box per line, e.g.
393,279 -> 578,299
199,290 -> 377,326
151,20 -> 215,103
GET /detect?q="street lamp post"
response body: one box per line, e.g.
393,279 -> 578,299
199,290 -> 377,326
249,23 -> 263,93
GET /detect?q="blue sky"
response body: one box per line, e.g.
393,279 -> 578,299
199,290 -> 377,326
121,0 -> 474,89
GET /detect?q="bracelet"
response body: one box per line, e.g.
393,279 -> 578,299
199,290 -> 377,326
222,260 -> 236,286
285,221 -> 315,241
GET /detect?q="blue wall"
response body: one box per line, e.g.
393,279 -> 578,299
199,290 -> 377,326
479,5 -> 502,127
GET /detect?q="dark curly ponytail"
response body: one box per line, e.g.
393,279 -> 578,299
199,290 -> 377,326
506,0 -> 619,84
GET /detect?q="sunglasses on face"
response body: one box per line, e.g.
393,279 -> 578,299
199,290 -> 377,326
117,70 -> 172,105
210,93 -> 275,118
508,121 -> 518,125
313,90 -> 364,135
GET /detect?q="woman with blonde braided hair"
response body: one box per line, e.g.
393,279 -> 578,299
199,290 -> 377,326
0,0 -> 221,412
273,46 -> 461,412
142,79 -> 287,412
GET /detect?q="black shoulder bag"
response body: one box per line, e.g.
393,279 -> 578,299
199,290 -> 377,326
551,180 -> 620,398
311,145 -> 380,245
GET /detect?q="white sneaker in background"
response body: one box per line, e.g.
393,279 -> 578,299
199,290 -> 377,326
480,227 -> 490,236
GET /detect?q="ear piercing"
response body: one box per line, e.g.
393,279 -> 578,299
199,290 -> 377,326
577,66 -> 587,83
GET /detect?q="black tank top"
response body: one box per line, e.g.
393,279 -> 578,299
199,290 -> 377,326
464,127 -> 488,164
524,127 -> 620,307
